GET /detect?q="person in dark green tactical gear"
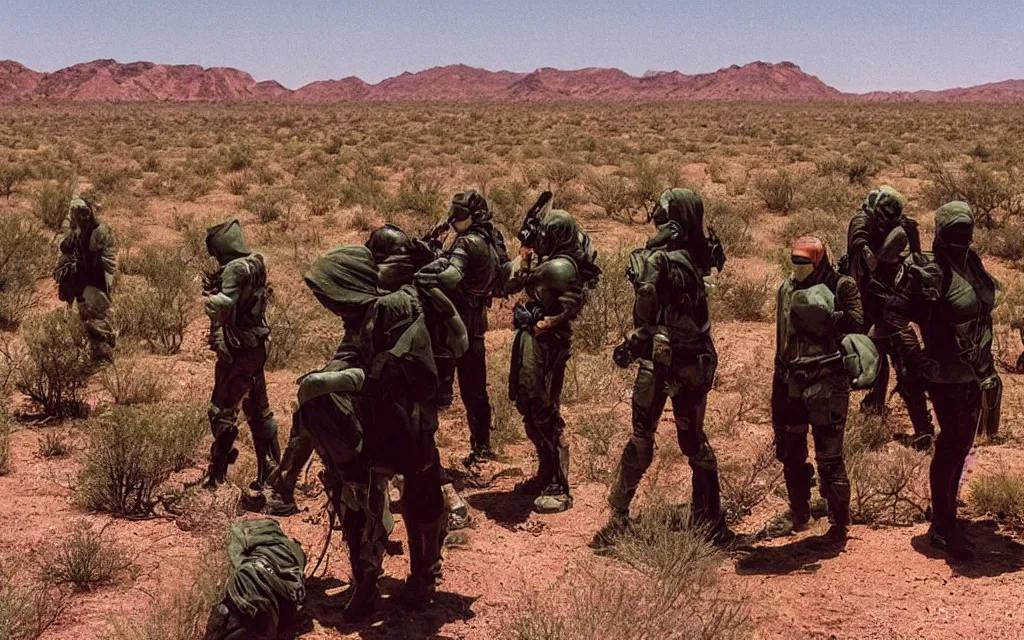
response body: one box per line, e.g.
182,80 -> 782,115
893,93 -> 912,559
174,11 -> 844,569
507,208 -> 596,515
416,190 -> 512,468
592,188 -> 739,549
54,196 -> 117,363
202,219 -> 280,490
203,519 -> 306,640
268,245 -> 467,621
847,186 -> 934,450
883,202 -> 1000,561
764,236 -> 868,546
366,223 -> 435,292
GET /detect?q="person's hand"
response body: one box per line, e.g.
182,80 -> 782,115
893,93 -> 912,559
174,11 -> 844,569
534,317 -> 555,333
863,247 -> 879,273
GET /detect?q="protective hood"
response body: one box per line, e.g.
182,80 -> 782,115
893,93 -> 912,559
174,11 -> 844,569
366,224 -> 413,262
791,236 -> 835,287
650,188 -> 717,270
933,201 -> 974,267
448,190 -> 492,224
862,186 -> 906,227
534,209 -> 579,258
206,218 -> 252,265
304,245 -> 381,321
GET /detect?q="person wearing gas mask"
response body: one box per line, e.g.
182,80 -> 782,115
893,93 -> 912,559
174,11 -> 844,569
269,245 -> 468,620
366,223 -> 436,292
202,219 -> 280,490
415,191 -> 511,467
591,188 -> 738,549
883,202 -> 1000,561
54,197 -> 117,363
847,187 -> 933,449
765,236 -> 870,546
507,208 -> 598,514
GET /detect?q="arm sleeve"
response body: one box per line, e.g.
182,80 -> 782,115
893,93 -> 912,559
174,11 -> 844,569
504,255 -> 527,295
322,335 -> 362,372
836,276 -> 865,335
94,225 -> 117,279
544,260 -> 584,329
847,213 -> 871,285
902,218 -> 923,254
632,253 -> 662,329
205,261 -> 245,322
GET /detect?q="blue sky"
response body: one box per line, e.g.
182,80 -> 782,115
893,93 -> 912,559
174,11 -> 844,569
2,1 -> 1022,92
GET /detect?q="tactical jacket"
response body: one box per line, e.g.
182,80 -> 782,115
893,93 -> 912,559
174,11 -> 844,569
628,247 -> 712,354
205,221 -> 271,349
509,256 -> 584,340
776,269 -> 863,372
847,211 -> 921,324
883,252 -> 996,384
57,218 -> 117,299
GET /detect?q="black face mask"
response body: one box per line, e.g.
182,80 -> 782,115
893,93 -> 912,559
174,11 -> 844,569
936,222 -> 973,269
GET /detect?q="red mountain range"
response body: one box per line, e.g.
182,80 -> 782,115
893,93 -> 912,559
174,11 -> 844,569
1,59 -> 1022,103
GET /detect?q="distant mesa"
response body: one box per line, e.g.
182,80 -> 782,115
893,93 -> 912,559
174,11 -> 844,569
1,59 -> 1022,103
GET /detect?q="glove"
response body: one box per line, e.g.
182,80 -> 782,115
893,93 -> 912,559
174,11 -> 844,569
613,341 -> 635,369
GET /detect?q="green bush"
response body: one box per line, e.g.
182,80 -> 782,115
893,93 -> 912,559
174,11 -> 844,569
40,520 -> 136,592
0,213 -> 50,328
0,558 -> 65,640
99,354 -> 167,405
113,245 -> 196,355
31,179 -> 75,232
0,163 -> 30,199
573,249 -> 633,353
77,403 -> 206,517
969,469 -> 1024,528
12,309 -> 93,419
754,170 -> 798,213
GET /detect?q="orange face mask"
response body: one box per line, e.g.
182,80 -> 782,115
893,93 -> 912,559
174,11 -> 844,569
791,236 -> 826,282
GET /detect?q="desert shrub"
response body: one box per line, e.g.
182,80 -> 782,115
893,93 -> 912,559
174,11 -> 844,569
340,160 -> 387,209
584,171 -> 633,221
801,176 -> 857,217
576,409 -> 621,484
223,172 -> 251,196
31,179 -> 75,232
106,540 -> 229,640
720,439 -> 783,525
847,445 -> 929,526
0,163 -> 30,199
113,245 -> 196,355
0,414 -> 11,476
486,342 -> 523,454
174,174 -> 213,202
573,249 -> 633,353
922,160 -> 1022,228
241,187 -> 296,225
780,208 -> 848,257
40,520 -> 136,592
628,157 -> 669,217
221,143 -> 255,172
37,431 -> 71,458
969,469 -> 1024,530
543,160 -> 581,193
10,309 -> 93,418
513,506 -> 749,640
77,403 -> 206,516
0,559 -> 65,640
0,213 -> 50,328
265,289 -> 338,371
99,354 -> 166,405
487,178 -> 530,235
709,273 -> 775,323
843,410 -> 891,454
388,170 -> 445,219
975,224 -> 1024,262
90,165 -> 132,197
299,166 -> 340,216
706,200 -> 756,258
754,170 -> 797,213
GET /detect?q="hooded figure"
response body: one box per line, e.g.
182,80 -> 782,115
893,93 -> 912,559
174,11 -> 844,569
846,187 -> 932,445
54,197 -> 117,362
366,224 -> 436,293
269,245 -> 465,621
202,219 -> 279,490
764,236 -> 865,545
414,190 -> 511,466
203,519 -> 306,640
883,202 -> 999,562
594,188 -> 738,550
505,209 -> 587,515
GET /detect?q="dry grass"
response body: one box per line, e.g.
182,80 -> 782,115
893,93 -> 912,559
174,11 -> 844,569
0,558 -> 66,640
39,520 -> 137,592
969,469 -> 1024,530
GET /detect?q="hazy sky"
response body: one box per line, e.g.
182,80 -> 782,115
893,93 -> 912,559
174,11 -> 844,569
2,1 -> 1022,93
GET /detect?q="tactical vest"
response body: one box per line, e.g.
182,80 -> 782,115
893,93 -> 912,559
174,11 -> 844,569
777,280 -> 840,368
629,248 -> 711,348
220,254 -> 271,347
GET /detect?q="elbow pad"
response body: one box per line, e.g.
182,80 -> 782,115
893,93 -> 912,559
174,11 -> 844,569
298,368 -> 365,405
204,292 -> 236,321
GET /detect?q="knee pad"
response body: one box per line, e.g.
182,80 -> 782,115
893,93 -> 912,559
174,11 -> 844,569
688,437 -> 719,471
622,435 -> 655,471
208,404 -> 238,438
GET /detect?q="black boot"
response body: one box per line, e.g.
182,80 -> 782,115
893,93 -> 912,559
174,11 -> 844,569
401,513 -> 446,609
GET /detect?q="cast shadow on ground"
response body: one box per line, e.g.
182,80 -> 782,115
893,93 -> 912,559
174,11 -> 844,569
465,488 -> 536,528
910,519 -> 1024,578
292,575 -> 477,640
733,534 -> 845,576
